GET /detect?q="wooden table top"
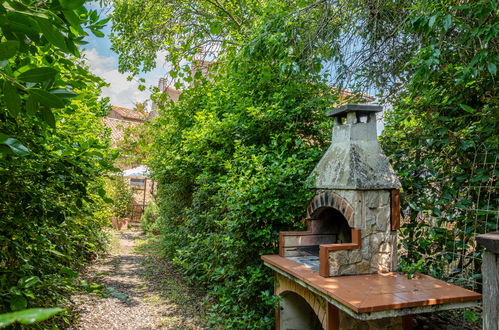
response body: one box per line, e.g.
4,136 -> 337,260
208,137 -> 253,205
262,254 -> 481,313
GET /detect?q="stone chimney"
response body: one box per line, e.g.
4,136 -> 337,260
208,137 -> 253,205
312,104 -> 401,190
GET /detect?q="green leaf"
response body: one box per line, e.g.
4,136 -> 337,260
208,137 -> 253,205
48,249 -> 66,257
36,18 -> 68,52
428,15 -> 437,28
458,104 -> 474,113
3,80 -> 21,117
0,133 -> 30,156
49,88 -> 77,98
10,295 -> 27,311
18,67 -> 58,83
90,28 -> 104,37
0,308 -> 64,327
59,0 -> 86,10
40,107 -> 56,128
106,287 -> 128,301
96,17 -> 110,26
0,40 -> 19,60
60,267 -> 78,278
6,12 -> 40,35
487,62 -> 496,75
443,14 -> 452,31
62,10 -> 84,34
29,88 -> 65,108
209,22 -> 222,35
18,276 -> 41,289
25,95 -> 38,116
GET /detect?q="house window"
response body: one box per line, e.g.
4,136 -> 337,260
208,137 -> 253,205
130,178 -> 145,188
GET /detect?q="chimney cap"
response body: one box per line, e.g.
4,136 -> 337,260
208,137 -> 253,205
327,104 -> 382,117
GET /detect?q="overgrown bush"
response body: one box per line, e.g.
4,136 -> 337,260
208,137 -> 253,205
379,0 -> 498,288
140,202 -> 160,235
106,176 -> 134,220
0,0 -> 113,323
147,12 -> 345,328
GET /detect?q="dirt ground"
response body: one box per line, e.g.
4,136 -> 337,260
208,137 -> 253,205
69,230 -> 208,329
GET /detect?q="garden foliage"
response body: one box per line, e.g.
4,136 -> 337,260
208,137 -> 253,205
146,13 -> 340,329
106,176 -> 133,220
0,0 -> 114,324
111,1 -> 351,326
110,0 -> 497,327
378,0 -> 498,286
140,202 -> 160,235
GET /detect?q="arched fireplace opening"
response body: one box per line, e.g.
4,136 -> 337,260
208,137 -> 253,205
310,207 -> 352,244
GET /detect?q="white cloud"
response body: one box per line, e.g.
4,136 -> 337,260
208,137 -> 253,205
83,48 -> 150,109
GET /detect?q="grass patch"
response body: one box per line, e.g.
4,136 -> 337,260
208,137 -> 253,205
133,235 -> 209,329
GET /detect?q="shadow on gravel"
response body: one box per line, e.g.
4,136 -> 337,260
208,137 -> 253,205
132,234 -> 210,329
69,230 -> 209,329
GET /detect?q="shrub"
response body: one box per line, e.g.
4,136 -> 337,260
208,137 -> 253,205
0,0 -> 113,320
147,13 -> 346,328
141,202 -> 160,235
106,176 -> 134,220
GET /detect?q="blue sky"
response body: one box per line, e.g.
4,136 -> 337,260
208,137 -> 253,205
82,3 -> 168,109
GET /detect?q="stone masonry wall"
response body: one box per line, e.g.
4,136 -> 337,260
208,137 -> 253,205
328,190 -> 396,276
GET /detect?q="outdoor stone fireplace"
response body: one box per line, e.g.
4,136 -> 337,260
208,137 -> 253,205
262,104 -> 481,330
279,104 -> 400,278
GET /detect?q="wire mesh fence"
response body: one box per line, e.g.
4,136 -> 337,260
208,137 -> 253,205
400,147 -> 498,292
443,149 -> 498,290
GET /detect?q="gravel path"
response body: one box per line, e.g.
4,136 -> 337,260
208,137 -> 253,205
70,230 -> 208,329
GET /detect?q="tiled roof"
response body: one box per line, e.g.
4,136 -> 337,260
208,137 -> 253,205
333,87 -> 375,103
103,117 -> 141,146
111,106 -> 146,121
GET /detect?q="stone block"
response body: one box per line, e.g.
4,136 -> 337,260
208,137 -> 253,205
378,190 -> 390,206
374,253 -> 391,273
329,264 -> 340,277
339,264 -> 357,275
378,253 -> 392,273
369,232 -> 383,252
362,223 -> 375,238
349,250 -> 362,263
353,211 -> 363,229
361,239 -> 371,259
357,261 -> 371,273
366,207 -> 377,226
379,242 -> 391,253
365,191 -> 380,208
329,250 -> 349,265
375,205 -> 390,231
